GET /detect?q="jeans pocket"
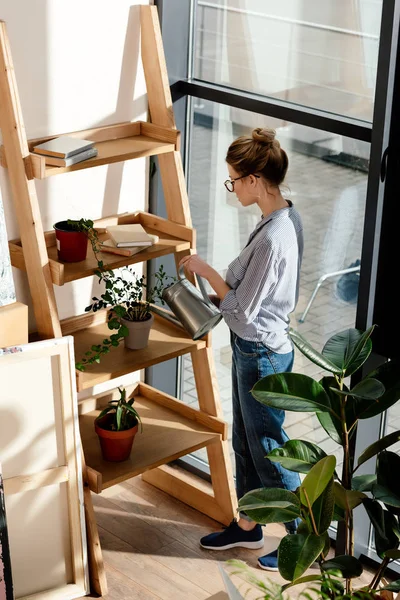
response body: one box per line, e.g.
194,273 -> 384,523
260,345 -> 294,374
234,335 -> 259,358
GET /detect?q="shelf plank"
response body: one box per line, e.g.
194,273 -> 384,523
9,211 -> 194,285
65,312 -> 206,391
0,121 -> 179,179
36,135 -> 174,178
79,390 -> 220,492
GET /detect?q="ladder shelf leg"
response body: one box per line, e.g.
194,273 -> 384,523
143,346 -> 236,526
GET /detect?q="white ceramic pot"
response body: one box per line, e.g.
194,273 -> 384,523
121,313 -> 154,350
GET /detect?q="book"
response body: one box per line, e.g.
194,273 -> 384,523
106,223 -> 154,247
44,146 -> 98,167
32,135 -> 95,158
98,240 -> 145,257
99,233 -> 159,256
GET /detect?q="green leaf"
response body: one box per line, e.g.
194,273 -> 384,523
97,406 -> 112,420
278,533 -> 325,581
252,373 -> 332,413
281,574 -> 324,592
289,328 -> 342,374
322,327 -> 374,376
321,530 -> 331,559
363,498 -> 400,558
377,451 -> 400,496
125,404 -> 141,428
332,378 -> 385,400
384,551 -> 400,560
321,555 -> 363,578
115,404 -> 123,430
373,484 -> 400,508
119,324 -> 129,337
300,456 -> 336,506
311,478 -> 335,534
108,318 -> 120,330
332,503 -> 345,522
114,305 -> 126,317
333,482 -> 367,510
358,358 -> 400,419
379,579 -> 400,592
375,451 -> 400,514
238,488 -> 301,524
317,411 -> 342,445
316,376 -> 358,445
357,430 -> 400,468
267,439 -> 328,474
351,474 -> 377,492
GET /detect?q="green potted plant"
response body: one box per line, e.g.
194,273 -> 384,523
76,263 -> 173,371
53,218 -> 100,263
236,326 -> 400,599
95,386 -> 142,462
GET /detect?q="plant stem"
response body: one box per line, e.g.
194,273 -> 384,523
303,488 -> 319,535
370,556 -> 390,591
338,383 -> 354,595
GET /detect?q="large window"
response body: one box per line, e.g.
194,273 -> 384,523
182,102 -> 369,475
194,1 -> 382,121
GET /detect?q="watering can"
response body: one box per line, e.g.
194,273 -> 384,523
151,265 -> 223,340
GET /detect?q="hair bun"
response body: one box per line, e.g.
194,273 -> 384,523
252,127 -> 277,148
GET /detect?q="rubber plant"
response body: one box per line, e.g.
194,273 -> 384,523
236,326 -> 400,599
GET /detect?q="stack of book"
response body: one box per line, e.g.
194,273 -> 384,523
32,135 -> 98,167
99,223 -> 159,257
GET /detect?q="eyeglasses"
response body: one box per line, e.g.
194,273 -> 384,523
224,174 -> 260,192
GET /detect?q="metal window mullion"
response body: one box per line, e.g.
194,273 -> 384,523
175,79 -> 372,142
353,0 -> 400,559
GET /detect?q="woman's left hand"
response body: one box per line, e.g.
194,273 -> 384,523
179,254 -> 211,279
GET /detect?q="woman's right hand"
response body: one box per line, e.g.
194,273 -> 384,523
179,254 -> 212,279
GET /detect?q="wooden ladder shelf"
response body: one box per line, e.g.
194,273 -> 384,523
0,6 -> 236,598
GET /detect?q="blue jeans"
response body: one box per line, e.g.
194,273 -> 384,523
231,332 -> 301,533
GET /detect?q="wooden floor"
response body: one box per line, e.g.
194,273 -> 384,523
83,472 -> 377,600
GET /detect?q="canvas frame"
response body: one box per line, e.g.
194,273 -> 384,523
0,336 -> 88,600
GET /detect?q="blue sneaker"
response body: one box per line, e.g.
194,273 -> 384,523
257,548 -> 278,571
200,520 -> 264,550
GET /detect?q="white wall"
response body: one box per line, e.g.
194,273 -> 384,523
0,0 -> 152,392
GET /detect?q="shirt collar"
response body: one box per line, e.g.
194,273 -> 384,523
257,199 -> 293,229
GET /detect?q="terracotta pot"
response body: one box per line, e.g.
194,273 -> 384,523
121,313 -> 154,350
54,220 -> 88,262
95,414 -> 138,462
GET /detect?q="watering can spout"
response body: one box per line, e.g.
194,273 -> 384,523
156,265 -> 223,340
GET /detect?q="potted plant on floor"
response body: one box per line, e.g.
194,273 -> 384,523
234,326 -> 400,599
76,263 -> 173,371
53,218 -> 100,263
95,386 -> 142,462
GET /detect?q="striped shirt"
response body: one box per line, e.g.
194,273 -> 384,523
219,201 -> 303,354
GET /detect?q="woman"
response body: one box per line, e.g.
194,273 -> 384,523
179,127 -> 303,571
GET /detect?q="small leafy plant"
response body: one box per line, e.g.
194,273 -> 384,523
95,386 -> 142,432
237,326 -> 400,598
67,218 -> 101,254
76,263 -> 173,371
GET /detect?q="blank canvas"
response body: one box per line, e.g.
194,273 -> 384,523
0,337 -> 88,600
